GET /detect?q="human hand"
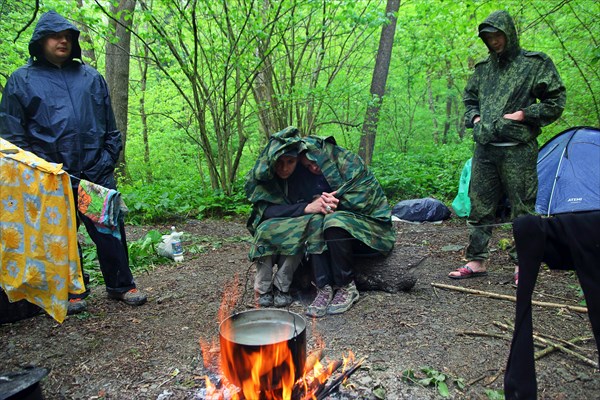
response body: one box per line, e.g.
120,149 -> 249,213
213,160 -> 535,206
503,110 -> 525,121
473,116 -> 481,124
305,192 -> 338,215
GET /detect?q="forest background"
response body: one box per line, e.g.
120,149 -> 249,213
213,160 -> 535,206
0,0 -> 598,225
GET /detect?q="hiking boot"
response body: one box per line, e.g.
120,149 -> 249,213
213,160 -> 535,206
274,290 -> 293,308
327,281 -> 359,315
108,288 -> 147,306
257,292 -> 274,307
306,285 -> 333,318
67,298 -> 87,315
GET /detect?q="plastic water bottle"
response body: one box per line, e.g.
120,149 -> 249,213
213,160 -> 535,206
171,226 -> 184,262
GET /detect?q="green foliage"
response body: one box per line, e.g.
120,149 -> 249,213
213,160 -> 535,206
371,141 -> 473,205
127,230 -> 170,270
401,366 -> 465,398
120,178 -> 251,224
79,229 -> 170,286
485,388 -> 505,400
79,231 -> 102,286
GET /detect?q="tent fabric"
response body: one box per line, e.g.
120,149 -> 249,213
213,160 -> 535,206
536,126 -> 600,215
392,198 -> 451,222
451,158 -> 472,217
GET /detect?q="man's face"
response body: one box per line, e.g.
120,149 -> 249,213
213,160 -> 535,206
275,155 -> 298,179
42,30 -> 73,66
481,31 -> 506,54
299,154 -> 322,175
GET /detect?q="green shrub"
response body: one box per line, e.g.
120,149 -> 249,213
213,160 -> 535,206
371,141 -> 472,205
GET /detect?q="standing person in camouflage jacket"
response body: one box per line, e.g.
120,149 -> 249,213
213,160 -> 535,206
448,10 -> 566,282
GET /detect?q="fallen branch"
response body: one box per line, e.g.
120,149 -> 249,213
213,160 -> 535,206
494,321 -> 598,368
535,337 -> 591,361
431,283 -> 588,313
458,330 -> 512,341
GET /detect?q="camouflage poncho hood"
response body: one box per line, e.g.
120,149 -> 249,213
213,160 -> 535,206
245,127 -> 395,260
478,10 -> 520,63
463,10 -> 566,145
246,126 -> 303,185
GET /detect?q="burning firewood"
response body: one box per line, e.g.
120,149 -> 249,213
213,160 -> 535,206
292,355 -> 364,400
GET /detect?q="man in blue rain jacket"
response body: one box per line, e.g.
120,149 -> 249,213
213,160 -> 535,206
0,11 -> 146,313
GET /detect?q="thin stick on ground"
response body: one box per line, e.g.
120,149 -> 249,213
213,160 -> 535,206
535,337 -> 591,360
458,330 -> 512,341
493,321 -> 598,368
431,282 -> 588,313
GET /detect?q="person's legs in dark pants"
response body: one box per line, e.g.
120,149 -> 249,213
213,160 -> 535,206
324,227 -> 354,287
306,251 -> 334,318
79,215 -> 146,306
80,215 -> 136,293
311,252 -> 332,288
323,227 -> 360,315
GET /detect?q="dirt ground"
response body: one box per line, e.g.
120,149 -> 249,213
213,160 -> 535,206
1,218 -> 599,399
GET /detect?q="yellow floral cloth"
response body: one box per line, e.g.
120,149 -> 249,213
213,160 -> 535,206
0,138 -> 84,323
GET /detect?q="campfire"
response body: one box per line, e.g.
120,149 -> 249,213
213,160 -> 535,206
197,279 -> 363,400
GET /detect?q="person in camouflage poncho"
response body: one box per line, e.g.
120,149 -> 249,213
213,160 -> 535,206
449,10 -> 566,281
245,127 -> 395,316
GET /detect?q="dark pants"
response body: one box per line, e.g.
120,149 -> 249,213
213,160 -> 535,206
504,212 -> 600,399
69,191 -> 135,299
311,227 -> 377,288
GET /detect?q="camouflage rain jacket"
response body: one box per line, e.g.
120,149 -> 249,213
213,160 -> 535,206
245,127 -> 395,260
464,10 -> 566,145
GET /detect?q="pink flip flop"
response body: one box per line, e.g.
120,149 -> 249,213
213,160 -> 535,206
449,265 -> 488,280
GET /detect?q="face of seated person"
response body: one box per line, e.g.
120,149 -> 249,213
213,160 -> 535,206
300,153 -> 322,175
275,155 -> 297,179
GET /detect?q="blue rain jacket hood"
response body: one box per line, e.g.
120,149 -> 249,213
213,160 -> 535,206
0,11 -> 122,190
28,10 -> 83,62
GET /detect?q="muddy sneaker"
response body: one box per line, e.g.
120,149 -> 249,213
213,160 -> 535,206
258,292 -> 274,307
274,290 -> 293,308
67,298 -> 87,315
306,285 -> 333,318
108,288 -> 147,306
327,281 -> 359,315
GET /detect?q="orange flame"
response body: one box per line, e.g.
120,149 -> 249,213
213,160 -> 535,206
200,274 -> 356,399
220,335 -> 297,399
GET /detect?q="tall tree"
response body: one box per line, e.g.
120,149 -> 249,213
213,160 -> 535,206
359,0 -> 399,165
104,0 -> 136,181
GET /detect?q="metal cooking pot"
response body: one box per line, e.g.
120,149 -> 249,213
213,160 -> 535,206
219,309 -> 306,391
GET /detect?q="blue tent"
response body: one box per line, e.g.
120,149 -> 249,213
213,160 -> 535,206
536,126 -> 600,216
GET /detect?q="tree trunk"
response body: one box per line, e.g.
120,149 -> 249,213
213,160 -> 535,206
138,45 -> 152,183
359,0 -> 400,165
443,60 -> 453,144
76,0 -> 97,66
426,69 -> 440,144
105,0 -> 136,182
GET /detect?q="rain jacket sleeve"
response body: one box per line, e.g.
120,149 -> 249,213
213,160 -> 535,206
464,73 -> 481,129
0,75 -> 31,150
520,53 -> 566,128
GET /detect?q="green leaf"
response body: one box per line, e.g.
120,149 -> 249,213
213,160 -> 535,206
437,381 -> 450,397
373,386 -> 386,399
484,388 -> 505,400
